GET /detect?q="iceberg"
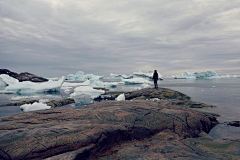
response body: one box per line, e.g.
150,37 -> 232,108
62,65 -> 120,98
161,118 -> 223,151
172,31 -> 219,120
70,86 -> 105,105
110,73 -> 133,79
20,102 -> 51,112
122,78 -> 152,85
71,93 -> 93,106
61,80 -> 90,90
70,86 -> 105,99
173,71 -> 221,79
0,74 -> 19,86
3,76 -> 65,93
133,70 -> 164,80
66,71 -> 104,81
89,79 -> 118,88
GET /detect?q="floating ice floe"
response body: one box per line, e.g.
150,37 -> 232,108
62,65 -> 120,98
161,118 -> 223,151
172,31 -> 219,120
71,93 -> 93,106
115,93 -> 125,101
133,70 -> 164,80
0,74 -> 19,86
220,74 -> 240,78
3,76 -> 65,94
70,86 -> 105,99
67,71 -> 104,81
122,78 -> 152,85
20,102 -> 51,112
141,83 -> 151,89
70,86 -> 105,105
89,79 -> 118,88
173,71 -> 221,79
61,80 -> 90,90
110,73 -> 133,79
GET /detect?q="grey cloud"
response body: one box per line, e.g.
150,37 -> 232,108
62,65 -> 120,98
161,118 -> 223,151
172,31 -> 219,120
1,0 -> 240,77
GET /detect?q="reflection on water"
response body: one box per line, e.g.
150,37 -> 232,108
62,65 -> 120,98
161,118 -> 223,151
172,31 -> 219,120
209,124 -> 240,140
159,78 -> 240,123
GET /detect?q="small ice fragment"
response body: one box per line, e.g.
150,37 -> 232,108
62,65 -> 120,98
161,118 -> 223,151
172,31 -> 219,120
115,93 -> 125,101
20,102 -> 51,112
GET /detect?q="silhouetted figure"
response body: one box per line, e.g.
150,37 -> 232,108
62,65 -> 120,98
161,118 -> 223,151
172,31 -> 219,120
153,70 -> 158,89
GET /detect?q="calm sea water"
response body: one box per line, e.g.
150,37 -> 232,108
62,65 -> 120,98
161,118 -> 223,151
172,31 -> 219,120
0,78 -> 239,140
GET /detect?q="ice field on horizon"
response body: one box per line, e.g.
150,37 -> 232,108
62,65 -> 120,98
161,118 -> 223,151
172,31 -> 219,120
172,71 -> 221,79
67,71 -> 104,81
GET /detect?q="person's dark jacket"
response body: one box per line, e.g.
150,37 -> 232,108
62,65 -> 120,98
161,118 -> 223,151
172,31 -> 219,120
153,72 -> 158,81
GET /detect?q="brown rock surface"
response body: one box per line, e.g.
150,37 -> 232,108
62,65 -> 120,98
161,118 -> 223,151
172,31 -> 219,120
0,99 -> 218,160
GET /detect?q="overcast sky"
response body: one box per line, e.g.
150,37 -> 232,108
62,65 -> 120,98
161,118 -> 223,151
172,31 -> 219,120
1,0 -> 240,78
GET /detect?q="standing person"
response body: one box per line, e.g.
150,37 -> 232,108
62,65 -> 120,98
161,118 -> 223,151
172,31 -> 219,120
153,70 -> 158,89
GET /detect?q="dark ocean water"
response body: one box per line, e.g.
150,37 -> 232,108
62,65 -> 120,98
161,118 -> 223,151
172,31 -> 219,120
0,78 -> 239,140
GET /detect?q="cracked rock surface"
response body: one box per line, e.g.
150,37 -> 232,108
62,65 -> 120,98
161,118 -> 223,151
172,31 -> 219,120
0,99 -> 218,160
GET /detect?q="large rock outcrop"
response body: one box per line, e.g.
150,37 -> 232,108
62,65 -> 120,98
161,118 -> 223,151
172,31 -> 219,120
0,100 -> 218,160
0,69 -> 48,82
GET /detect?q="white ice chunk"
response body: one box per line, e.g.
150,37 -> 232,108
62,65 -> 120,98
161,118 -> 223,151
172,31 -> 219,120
173,71 -> 221,79
89,79 -> 104,88
71,93 -> 93,105
70,86 -> 105,99
103,82 -> 118,88
61,80 -> 90,90
110,73 -> 133,79
123,78 -> 152,85
89,79 -> 117,88
67,74 -> 75,81
0,74 -> 19,86
4,76 -> 65,93
20,102 -> 51,112
141,83 -> 151,89
67,71 -> 104,81
39,99 -> 49,103
115,93 -> 125,101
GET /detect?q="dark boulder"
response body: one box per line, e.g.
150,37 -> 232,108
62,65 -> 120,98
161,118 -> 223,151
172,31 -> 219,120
0,69 -> 48,82
227,121 -> 240,127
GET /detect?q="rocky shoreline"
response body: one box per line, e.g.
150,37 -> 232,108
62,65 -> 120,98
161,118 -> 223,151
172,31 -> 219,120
0,88 -> 240,159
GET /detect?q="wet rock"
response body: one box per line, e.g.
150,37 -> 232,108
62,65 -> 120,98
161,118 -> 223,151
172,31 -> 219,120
99,130 -> 240,160
102,88 -> 215,109
0,100 -> 39,107
0,69 -> 48,82
0,98 -> 75,108
0,100 -> 218,160
46,98 -> 75,108
227,121 -> 240,127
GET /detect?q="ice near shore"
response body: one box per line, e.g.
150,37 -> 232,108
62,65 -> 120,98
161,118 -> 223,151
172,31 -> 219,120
0,69 -> 224,112
70,86 -> 105,105
0,74 -> 19,86
1,76 -> 65,94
